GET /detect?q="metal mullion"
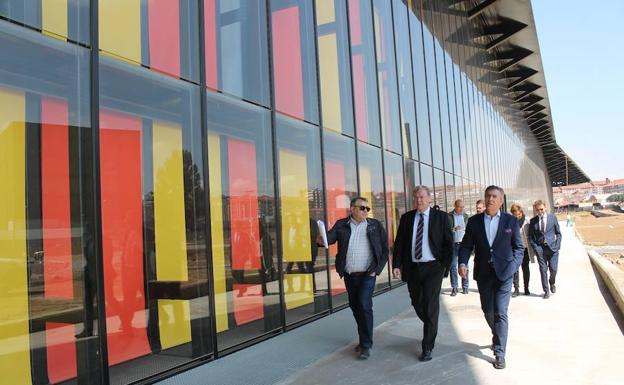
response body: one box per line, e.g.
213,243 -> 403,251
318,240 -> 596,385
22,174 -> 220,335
344,0 -> 361,197
387,0 -> 410,288
265,0 -> 287,332
421,1 -> 437,172
369,0 -> 391,287
311,0 -> 333,315
406,0 -> 422,165
437,9 -> 455,178
89,0 -> 109,383
196,0 -> 219,359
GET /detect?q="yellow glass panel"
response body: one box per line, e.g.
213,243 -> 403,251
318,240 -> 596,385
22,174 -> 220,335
279,149 -> 311,263
157,299 -> 191,349
359,167 -> 374,218
99,0 -> 141,64
208,134 -> 228,332
315,0 -> 336,25
318,34 -> 342,133
284,274 -> 314,310
389,180 -> 398,239
42,0 -> 68,40
0,87 -> 31,385
153,121 -> 188,281
402,123 -> 410,158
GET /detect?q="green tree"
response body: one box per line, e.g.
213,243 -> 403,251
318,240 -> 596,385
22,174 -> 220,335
606,193 -> 624,202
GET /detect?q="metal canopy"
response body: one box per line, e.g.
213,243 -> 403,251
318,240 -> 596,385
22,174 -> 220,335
429,0 -> 589,186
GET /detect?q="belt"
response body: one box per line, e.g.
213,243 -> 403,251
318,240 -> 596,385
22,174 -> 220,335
455,242 -> 462,245
346,271 -> 369,276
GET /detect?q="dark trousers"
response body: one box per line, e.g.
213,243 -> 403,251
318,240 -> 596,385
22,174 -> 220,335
344,273 -> 376,349
406,261 -> 445,351
477,270 -> 513,358
537,245 -> 558,293
512,248 -> 530,290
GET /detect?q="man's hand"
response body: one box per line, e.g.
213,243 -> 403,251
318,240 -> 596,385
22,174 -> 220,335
458,264 -> 467,279
316,234 -> 324,246
392,268 -> 401,279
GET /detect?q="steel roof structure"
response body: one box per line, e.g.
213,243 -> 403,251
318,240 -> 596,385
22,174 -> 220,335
431,0 -> 590,186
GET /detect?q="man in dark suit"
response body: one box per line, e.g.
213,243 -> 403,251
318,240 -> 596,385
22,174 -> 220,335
320,197 -> 389,360
528,200 -> 561,299
392,186 -> 453,361
458,185 -> 524,369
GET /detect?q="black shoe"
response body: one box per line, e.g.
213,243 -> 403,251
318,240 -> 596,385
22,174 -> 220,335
493,356 -> 506,369
358,348 -> 370,359
543,292 -> 550,299
550,284 -> 556,294
419,350 -> 432,361
524,288 -> 530,296
462,288 -> 469,294
451,288 -> 458,296
354,344 -> 361,352
512,288 -> 520,297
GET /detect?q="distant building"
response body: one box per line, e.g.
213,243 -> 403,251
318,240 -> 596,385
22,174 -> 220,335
553,178 -> 624,206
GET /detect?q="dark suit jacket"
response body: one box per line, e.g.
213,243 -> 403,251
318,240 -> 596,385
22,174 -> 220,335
392,208 -> 453,282
325,217 -> 389,277
528,213 -> 561,255
458,212 -> 524,282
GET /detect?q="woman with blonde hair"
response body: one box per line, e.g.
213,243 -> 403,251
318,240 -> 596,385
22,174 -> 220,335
510,204 -> 535,296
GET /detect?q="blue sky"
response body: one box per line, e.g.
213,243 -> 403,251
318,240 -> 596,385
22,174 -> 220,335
532,0 -> 623,181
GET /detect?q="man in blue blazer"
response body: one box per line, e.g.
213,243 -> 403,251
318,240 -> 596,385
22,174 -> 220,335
458,185 -> 524,369
528,200 -> 562,299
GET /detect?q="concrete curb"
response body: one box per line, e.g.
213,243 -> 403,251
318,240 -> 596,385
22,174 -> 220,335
588,249 -> 624,317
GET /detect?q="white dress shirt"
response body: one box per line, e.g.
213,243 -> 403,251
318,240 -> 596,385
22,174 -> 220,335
452,212 -> 466,243
484,210 -> 501,246
412,208 -> 435,262
538,213 -> 547,231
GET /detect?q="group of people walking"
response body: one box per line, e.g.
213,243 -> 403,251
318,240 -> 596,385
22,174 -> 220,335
320,185 -> 562,369
447,198 -> 562,299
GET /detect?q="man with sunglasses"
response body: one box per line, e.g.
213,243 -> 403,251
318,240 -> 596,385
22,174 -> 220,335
528,200 -> 561,299
392,186 -> 453,362
320,196 -> 389,360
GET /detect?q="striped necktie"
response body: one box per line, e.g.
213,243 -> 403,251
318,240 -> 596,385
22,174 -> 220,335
414,214 -> 425,260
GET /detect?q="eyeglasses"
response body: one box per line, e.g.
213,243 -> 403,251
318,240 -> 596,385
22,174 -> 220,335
354,205 -> 371,212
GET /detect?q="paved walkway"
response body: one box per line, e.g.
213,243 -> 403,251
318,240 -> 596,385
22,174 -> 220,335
162,224 -> 624,385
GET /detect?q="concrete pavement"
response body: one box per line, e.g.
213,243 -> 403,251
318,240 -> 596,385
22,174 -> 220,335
161,224 -> 624,385
278,223 -> 623,385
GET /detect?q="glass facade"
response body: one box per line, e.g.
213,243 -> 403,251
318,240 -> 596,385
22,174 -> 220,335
0,1 -> 555,383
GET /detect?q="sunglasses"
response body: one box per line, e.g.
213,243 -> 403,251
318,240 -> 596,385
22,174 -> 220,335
354,205 -> 371,212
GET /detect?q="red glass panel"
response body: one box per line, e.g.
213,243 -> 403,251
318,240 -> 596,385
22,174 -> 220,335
99,110 -> 150,365
148,0 -> 181,77
326,160 -> 348,296
227,139 -> 261,270
204,0 -> 218,89
45,322 -> 77,384
351,55 -> 367,141
272,6 -> 304,119
348,0 -> 362,44
232,284 -> 264,325
41,97 -> 73,300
